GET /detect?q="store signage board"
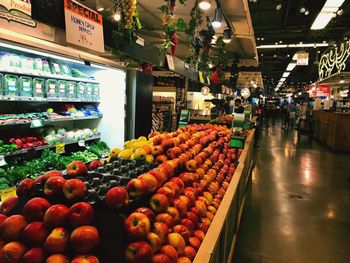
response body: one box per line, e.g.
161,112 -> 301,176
64,0 -> 105,53
136,36 -> 145,47
166,55 -> 175,71
296,51 -> 309,66
229,113 -> 246,149
179,109 -> 190,128
309,83 -> 330,97
0,0 -> 55,42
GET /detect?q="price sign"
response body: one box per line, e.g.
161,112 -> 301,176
0,155 -> 7,167
30,119 -> 44,128
0,187 -> 17,202
56,143 -> 65,154
78,140 -> 86,147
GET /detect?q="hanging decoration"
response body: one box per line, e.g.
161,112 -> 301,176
318,39 -> 350,80
159,0 -> 187,56
197,16 -> 216,73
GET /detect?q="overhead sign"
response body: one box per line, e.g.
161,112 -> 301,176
308,83 -> 330,97
64,0 -> 104,53
296,51 -> 309,66
0,0 -> 55,41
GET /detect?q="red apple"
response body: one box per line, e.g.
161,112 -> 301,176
185,160 -> 197,172
68,202 -> 94,227
105,187 -> 129,209
21,247 -> 45,263
155,213 -> 174,229
158,163 -> 174,178
188,237 -> 201,251
157,187 -> 175,203
44,176 -> 66,196
177,257 -> 191,263
193,230 -> 205,241
0,215 -> 27,241
153,222 -> 169,244
44,204 -> 69,229
70,226 -> 99,254
150,194 -> 169,213
42,170 -> 63,182
173,199 -> 187,217
0,196 -> 19,215
71,255 -> 99,263
163,182 -> 181,197
183,246 -> 196,260
16,179 -> 35,197
166,207 -> 180,222
124,212 -> 150,240
149,169 -> 167,186
194,200 -> 207,217
63,179 -> 87,200
43,227 -> 70,254
126,179 -> 149,198
22,222 -> 49,246
45,254 -> 68,263
146,232 -> 161,253
138,173 -> 158,193
168,233 -> 185,255
169,178 -> 185,192
134,207 -> 155,222
125,241 -> 152,263
66,161 -> 88,178
88,160 -> 103,171
23,197 -> 51,222
173,225 -> 190,243
0,214 -> 7,226
179,219 -> 194,235
0,242 -> 26,262
155,155 -> 168,164
152,253 -> 172,263
186,212 -> 199,227
160,245 -> 178,263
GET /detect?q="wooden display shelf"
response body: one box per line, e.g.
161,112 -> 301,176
193,130 -> 255,263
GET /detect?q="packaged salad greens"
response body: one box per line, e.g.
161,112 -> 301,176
66,81 -> 77,98
18,76 -> 33,97
46,79 -> 58,98
3,74 -> 18,96
33,78 -> 45,97
57,80 -> 67,98
77,82 -> 86,99
92,83 -> 100,101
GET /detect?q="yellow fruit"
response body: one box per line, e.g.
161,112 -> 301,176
110,148 -> 122,158
134,148 -> 147,161
138,136 -> 147,142
145,155 -> 154,163
118,149 -> 133,159
130,153 -> 136,160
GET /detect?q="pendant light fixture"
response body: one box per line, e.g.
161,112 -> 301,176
199,0 -> 211,11
113,7 -> 121,21
96,0 -> 104,12
212,8 -> 223,28
223,27 -> 232,44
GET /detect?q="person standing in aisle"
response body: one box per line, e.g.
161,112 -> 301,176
281,100 -> 288,129
288,102 -> 297,129
234,98 -> 245,114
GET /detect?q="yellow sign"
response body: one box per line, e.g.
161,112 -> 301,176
56,143 -> 65,154
0,187 -> 17,202
199,71 -> 204,84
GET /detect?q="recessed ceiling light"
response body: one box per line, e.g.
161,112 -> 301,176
261,53 -> 264,56
261,37 -> 265,40
274,54 -> 277,57
305,10 -> 310,15
300,7 -> 306,13
199,0 -> 211,11
287,54 -> 290,57
279,40 -> 283,43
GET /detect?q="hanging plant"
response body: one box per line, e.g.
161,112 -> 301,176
197,17 -> 216,73
159,0 -> 187,56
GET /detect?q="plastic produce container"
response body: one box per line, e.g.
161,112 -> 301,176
51,61 -> 62,75
77,82 -> 86,99
0,73 -> 3,95
18,76 -> 33,97
46,79 -> 58,98
57,80 -> 67,98
33,78 -> 45,98
3,74 -> 18,96
86,83 -> 93,100
66,81 -> 77,98
92,83 -> 100,101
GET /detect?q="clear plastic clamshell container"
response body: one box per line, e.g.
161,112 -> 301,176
18,76 -> 33,97
57,80 -> 67,98
66,81 -> 77,98
0,73 -> 3,95
85,83 -> 93,100
77,82 -> 86,99
46,79 -> 58,98
33,78 -> 45,98
3,74 -> 18,96
92,83 -> 100,101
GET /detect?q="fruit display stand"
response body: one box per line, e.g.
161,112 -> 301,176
194,130 -> 255,263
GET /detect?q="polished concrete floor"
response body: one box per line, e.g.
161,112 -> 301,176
234,123 -> 350,263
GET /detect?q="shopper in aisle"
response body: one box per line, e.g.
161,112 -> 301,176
234,98 -> 245,114
281,100 -> 289,129
288,102 -> 297,130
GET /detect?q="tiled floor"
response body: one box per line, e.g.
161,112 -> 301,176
233,123 -> 350,263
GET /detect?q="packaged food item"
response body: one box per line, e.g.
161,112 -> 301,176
3,74 -> 18,96
18,76 -> 33,97
57,80 -> 67,98
85,83 -> 93,100
77,82 -> 86,99
92,83 -> 100,101
66,81 -> 77,98
42,60 -> 51,74
61,64 -> 71,76
33,58 -> 43,72
51,61 -> 62,75
46,79 -> 58,98
0,73 -> 3,95
33,78 -> 45,98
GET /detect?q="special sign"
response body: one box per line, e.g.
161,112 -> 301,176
64,0 -> 104,53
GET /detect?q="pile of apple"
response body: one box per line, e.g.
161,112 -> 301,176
0,161 -> 100,263
122,124 -> 240,263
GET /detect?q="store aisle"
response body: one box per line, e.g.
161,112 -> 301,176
233,124 -> 350,263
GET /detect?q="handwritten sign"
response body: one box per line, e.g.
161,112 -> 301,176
64,0 -> 104,53
0,187 -> 17,202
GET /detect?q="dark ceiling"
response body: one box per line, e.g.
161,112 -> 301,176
248,0 -> 350,95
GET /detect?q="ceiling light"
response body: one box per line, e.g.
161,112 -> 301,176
96,0 -> 104,12
287,54 -> 290,57
199,0 -> 211,11
257,43 -> 329,49
282,72 -> 290,78
305,10 -> 310,15
280,78 -> 286,81
274,54 -> 277,57
337,9 -> 343,15
286,63 -> 296,71
276,3 -> 282,11
261,37 -> 264,40
261,53 -> 264,56
298,92 -> 302,95
223,28 -> 232,43
300,7 -> 306,13
311,0 -> 345,30
113,9 -> 121,21
212,8 -> 223,28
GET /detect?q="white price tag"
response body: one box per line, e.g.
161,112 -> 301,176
78,140 -> 86,147
0,155 -> 7,167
